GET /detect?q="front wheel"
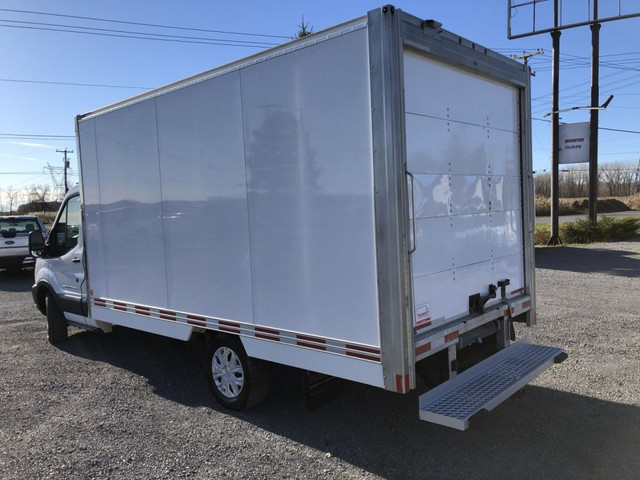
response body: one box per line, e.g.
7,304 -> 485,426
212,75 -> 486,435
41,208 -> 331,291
46,292 -> 68,344
205,334 -> 270,411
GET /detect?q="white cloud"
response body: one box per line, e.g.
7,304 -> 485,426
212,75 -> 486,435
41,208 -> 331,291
0,154 -> 42,162
10,141 -> 52,149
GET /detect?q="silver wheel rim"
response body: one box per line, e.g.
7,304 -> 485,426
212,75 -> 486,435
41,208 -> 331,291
212,346 -> 245,399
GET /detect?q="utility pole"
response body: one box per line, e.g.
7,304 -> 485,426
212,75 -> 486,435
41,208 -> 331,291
548,0 -> 562,245
507,0 -> 640,243
588,0 -> 601,224
56,148 -> 73,193
510,49 -> 544,74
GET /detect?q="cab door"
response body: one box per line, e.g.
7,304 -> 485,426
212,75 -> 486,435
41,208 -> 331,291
47,194 -> 87,321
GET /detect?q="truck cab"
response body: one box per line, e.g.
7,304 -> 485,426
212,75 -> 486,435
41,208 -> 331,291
30,186 -> 102,342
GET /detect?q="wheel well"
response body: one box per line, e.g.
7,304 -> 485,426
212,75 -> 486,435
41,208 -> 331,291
204,330 -> 233,347
35,284 -> 50,315
204,329 -> 217,345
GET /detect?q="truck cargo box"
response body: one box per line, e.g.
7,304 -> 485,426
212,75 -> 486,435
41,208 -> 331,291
32,5 -> 565,429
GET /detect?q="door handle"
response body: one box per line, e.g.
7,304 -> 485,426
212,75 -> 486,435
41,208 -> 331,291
72,257 -> 81,263
407,172 -> 417,254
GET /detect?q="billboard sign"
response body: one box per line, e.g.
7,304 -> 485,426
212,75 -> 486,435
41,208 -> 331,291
508,0 -> 640,39
559,122 -> 590,164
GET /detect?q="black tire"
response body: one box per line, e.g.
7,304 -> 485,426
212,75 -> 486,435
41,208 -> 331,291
46,292 -> 68,344
205,334 -> 270,411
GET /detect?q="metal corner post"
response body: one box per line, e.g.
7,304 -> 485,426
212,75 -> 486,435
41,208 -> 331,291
368,6 -> 415,393
520,67 -> 537,325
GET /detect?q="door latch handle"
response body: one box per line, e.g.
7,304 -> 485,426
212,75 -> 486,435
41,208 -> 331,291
406,171 -> 417,254
72,257 -> 81,264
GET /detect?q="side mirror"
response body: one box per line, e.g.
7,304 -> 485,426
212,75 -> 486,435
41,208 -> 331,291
29,230 -> 46,258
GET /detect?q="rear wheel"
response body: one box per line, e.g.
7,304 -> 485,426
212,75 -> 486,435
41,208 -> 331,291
206,334 -> 270,410
46,292 -> 68,344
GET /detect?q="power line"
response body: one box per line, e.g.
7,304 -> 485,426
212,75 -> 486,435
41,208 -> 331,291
530,71 -> 640,114
0,20 -> 279,47
8,174 -> 51,188
539,75 -> 640,110
600,151 -> 640,156
532,118 -> 640,134
0,7 -> 290,39
531,60 -> 640,102
491,47 -> 543,53
0,18 -> 279,45
599,126 -> 640,134
0,78 -> 151,90
531,62 -> 632,101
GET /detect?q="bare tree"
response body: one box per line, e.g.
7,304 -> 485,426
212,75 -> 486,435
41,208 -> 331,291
534,173 -> 551,197
535,162 -> 640,200
599,163 -> 623,197
28,184 -> 50,211
6,186 -> 19,214
619,166 -> 635,196
564,167 -> 589,197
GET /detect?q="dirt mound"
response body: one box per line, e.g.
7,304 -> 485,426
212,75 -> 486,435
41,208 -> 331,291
571,198 -> 631,213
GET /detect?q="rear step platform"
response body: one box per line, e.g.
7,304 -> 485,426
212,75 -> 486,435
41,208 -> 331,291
419,339 -> 567,430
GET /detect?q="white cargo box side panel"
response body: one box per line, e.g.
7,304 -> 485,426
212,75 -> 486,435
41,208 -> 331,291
81,72 -> 255,322
154,72 -> 253,321
79,24 -> 383,375
240,27 -> 381,346
91,100 -> 168,307
404,50 -> 525,325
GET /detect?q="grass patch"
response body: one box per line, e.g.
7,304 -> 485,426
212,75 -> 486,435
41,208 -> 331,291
535,216 -> 640,245
534,224 -> 550,245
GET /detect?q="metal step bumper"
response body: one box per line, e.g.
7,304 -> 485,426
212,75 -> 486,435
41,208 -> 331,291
419,339 -> 567,430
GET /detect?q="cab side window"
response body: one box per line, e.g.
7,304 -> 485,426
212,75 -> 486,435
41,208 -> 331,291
50,195 -> 81,257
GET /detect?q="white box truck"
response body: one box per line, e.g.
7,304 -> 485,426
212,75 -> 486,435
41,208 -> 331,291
30,5 -> 566,430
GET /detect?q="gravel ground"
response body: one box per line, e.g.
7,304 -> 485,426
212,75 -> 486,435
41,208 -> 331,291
1,241 -> 638,479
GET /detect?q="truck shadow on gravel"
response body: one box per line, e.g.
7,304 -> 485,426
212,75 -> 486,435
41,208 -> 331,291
250,380 -> 640,480
536,244 -> 640,277
0,268 -> 34,292
58,326 -> 639,480
58,327 -> 213,407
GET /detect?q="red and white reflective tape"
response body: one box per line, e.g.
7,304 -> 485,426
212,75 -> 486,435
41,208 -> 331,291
395,374 -> 410,394
509,296 -> 532,318
414,315 -> 447,334
414,295 -> 533,360
415,328 -> 460,360
254,326 -> 279,341
91,297 -> 381,363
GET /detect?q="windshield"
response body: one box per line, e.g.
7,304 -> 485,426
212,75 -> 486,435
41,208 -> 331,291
0,218 -> 42,238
